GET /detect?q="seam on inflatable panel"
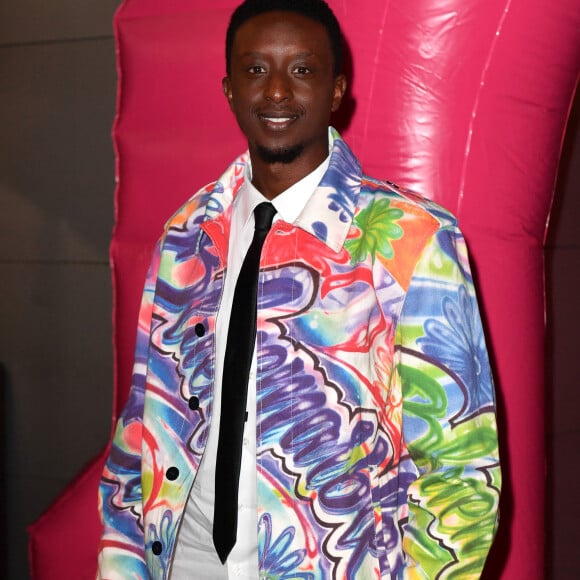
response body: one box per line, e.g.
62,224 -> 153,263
361,1 -> 392,151
457,0 -> 513,217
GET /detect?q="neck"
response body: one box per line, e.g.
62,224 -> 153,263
250,149 -> 328,200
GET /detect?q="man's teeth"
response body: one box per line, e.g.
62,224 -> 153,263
264,117 -> 292,123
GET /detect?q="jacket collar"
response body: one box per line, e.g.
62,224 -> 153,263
202,127 -> 362,253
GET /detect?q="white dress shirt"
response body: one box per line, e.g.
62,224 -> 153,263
169,156 -> 330,579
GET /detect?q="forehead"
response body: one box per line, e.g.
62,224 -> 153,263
231,10 -> 333,57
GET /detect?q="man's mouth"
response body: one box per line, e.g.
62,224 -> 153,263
263,117 -> 293,124
258,113 -> 298,129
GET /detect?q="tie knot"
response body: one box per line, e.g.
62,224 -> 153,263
254,202 -> 276,232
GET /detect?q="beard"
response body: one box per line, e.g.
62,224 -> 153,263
256,143 -> 304,164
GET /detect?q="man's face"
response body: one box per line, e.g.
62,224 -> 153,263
223,11 -> 346,167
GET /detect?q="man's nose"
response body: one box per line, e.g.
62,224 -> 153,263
264,71 -> 291,102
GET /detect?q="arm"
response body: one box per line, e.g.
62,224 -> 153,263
97,242 -> 162,579
395,227 -> 501,578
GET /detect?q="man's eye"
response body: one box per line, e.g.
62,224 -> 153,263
248,65 -> 265,74
293,66 -> 311,75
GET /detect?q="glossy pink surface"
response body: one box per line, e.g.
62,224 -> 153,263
28,1 -> 579,578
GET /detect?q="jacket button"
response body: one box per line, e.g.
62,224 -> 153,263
194,323 -> 205,337
166,466 -> 179,481
188,396 -> 200,410
152,541 -> 162,555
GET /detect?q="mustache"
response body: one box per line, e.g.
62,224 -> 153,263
253,105 -> 305,118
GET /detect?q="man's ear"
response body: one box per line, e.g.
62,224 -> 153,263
331,74 -> 347,113
222,76 -> 234,111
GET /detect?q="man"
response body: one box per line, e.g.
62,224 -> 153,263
98,0 -> 501,578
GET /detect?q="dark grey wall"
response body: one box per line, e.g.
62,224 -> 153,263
0,2 -> 119,578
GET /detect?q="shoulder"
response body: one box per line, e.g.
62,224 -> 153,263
162,180 -> 221,235
347,175 -> 460,290
161,152 -> 250,235
358,175 -> 458,230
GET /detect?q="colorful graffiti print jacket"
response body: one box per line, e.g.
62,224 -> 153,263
98,129 -> 501,579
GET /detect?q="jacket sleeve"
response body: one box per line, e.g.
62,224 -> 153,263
394,226 -> 501,579
96,242 -> 162,580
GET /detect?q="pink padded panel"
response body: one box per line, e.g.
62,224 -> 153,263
27,451 -> 107,580
28,0 -> 579,578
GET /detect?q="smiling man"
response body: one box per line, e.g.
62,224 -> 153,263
97,1 -> 501,579
222,8 -> 346,198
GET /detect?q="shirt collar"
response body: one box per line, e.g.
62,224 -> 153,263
204,127 -> 362,253
236,155 -> 331,228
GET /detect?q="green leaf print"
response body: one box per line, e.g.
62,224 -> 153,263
346,198 -> 404,264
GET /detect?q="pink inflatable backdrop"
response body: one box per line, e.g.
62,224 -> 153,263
28,0 -> 579,578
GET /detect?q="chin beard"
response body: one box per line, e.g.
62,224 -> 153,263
256,143 -> 304,164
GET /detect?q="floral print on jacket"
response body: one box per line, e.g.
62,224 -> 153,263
98,128 -> 501,579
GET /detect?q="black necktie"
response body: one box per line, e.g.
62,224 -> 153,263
213,201 -> 277,564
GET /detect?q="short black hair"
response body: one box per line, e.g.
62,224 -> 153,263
226,0 -> 345,77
